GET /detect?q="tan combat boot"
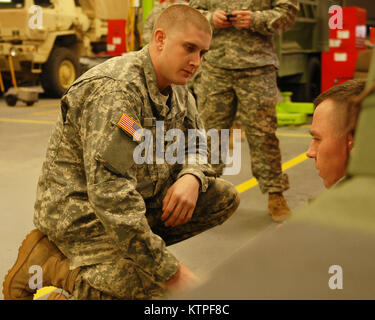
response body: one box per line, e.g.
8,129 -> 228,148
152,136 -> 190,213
268,192 -> 291,222
2,229 -> 80,300
47,289 -> 70,300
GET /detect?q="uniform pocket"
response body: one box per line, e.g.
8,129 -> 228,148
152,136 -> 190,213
96,120 -> 138,176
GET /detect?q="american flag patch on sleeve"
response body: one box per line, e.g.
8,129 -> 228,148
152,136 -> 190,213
117,113 -> 143,142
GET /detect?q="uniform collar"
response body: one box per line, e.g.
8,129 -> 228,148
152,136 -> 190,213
347,85 -> 375,177
142,45 -> 171,118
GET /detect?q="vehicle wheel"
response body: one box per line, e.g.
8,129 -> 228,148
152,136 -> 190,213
0,80 -> 11,98
26,101 -> 35,106
41,47 -> 80,98
305,56 -> 321,103
5,94 -> 18,107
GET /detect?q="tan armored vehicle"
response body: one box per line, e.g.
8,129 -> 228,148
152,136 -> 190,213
0,0 -> 128,97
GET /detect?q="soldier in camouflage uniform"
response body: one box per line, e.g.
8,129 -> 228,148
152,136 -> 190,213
2,5 -> 239,300
190,0 -> 299,222
142,0 -> 201,99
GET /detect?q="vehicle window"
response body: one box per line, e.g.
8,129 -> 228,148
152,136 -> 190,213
0,0 -> 25,9
34,0 -> 52,7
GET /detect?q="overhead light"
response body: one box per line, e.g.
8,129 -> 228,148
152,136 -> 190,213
10,47 -> 17,57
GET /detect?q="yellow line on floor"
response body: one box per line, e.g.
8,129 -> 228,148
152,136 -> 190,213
31,109 -> 59,116
0,118 -> 55,125
236,152 -> 309,194
31,103 -> 60,109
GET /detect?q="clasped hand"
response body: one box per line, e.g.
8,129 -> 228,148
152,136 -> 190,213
161,174 -> 200,227
213,10 -> 252,29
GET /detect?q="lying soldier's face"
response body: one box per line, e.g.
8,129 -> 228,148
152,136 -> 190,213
307,99 -> 353,188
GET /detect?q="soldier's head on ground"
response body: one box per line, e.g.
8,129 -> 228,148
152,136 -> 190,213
148,4 -> 212,90
307,79 -> 366,188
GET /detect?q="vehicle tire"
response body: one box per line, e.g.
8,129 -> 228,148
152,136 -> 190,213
26,101 -> 35,106
305,56 -> 321,103
5,94 -> 18,107
41,47 -> 80,98
0,80 -> 12,98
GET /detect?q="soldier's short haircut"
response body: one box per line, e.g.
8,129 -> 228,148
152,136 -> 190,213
151,4 -> 212,42
313,79 -> 366,137
346,82 -> 375,136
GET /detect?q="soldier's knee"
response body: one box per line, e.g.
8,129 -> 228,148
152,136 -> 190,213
210,178 -> 240,213
225,180 -> 240,213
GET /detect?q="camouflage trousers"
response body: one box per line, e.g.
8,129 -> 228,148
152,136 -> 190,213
196,62 -> 289,194
72,177 -> 239,300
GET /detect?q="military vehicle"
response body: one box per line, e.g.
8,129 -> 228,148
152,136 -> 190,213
0,0 -> 128,97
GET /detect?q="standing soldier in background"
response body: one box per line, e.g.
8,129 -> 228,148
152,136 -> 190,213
190,0 -> 299,222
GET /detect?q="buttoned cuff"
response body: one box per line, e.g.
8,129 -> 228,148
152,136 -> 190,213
206,12 -> 215,29
177,167 -> 209,193
154,249 -> 180,282
249,11 -> 266,33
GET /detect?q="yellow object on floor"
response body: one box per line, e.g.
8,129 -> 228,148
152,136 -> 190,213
34,286 -> 57,300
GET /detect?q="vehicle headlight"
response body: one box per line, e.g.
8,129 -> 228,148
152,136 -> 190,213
10,47 -> 17,57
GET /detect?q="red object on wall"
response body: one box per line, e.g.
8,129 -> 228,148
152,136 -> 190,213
370,27 -> 375,45
322,7 -> 367,92
321,49 -> 365,92
107,19 -> 127,56
328,7 -> 367,51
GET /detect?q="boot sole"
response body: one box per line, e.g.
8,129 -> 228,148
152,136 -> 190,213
2,229 -> 46,300
271,212 -> 291,223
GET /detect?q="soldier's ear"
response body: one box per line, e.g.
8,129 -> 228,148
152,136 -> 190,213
154,29 -> 166,50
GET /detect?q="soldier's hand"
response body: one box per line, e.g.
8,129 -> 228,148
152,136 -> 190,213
161,174 -> 200,227
231,10 -> 252,29
164,263 -> 199,294
213,10 -> 233,29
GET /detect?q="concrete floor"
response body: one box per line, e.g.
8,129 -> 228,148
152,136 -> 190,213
0,96 -> 324,299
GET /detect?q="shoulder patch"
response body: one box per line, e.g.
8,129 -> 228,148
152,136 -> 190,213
117,113 -> 143,142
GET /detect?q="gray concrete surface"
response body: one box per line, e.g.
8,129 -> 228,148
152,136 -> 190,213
0,96 -> 324,299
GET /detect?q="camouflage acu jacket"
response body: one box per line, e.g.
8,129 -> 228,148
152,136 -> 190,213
34,46 -> 214,282
190,0 -> 299,69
